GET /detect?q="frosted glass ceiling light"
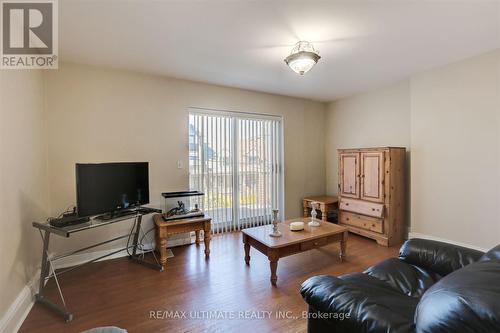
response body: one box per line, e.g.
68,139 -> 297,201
284,41 -> 321,75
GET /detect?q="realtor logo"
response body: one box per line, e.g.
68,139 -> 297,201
1,0 -> 58,69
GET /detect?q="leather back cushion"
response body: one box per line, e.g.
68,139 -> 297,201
364,258 -> 440,298
399,238 -> 483,276
479,244 -> 500,262
415,260 -> 500,333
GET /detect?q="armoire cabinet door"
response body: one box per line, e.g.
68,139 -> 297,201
360,151 -> 385,202
339,153 -> 359,198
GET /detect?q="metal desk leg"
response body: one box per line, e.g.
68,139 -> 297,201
131,215 -> 142,257
37,230 -> 50,298
128,215 -> 164,271
35,230 -> 73,322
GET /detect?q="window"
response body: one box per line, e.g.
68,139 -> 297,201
188,108 -> 284,233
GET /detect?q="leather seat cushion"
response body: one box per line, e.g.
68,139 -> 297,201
415,259 -> 500,333
301,273 -> 418,333
364,258 -> 441,298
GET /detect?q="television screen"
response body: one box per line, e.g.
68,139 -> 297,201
76,162 -> 149,217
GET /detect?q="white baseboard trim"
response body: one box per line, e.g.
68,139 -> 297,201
408,232 -> 488,252
0,234 -> 192,332
0,269 -> 40,333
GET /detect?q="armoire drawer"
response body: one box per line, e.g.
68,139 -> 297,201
339,198 -> 384,218
339,211 -> 384,234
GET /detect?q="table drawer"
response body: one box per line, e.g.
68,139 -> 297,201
339,211 -> 383,234
339,198 -> 384,218
300,237 -> 328,251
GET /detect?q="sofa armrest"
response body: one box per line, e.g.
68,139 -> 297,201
399,238 -> 483,276
300,275 -> 343,313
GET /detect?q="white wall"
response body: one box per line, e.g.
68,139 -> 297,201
325,81 -> 411,195
0,71 -> 49,324
44,63 -> 326,252
410,50 -> 500,249
325,50 -> 500,250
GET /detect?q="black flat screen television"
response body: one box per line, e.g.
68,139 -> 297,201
76,162 -> 149,217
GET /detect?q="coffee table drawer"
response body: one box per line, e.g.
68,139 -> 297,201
300,237 -> 328,251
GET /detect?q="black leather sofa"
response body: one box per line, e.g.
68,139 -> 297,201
300,238 -> 500,333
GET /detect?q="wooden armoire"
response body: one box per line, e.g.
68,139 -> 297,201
338,147 -> 405,246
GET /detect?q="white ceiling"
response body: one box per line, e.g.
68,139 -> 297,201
60,0 -> 500,102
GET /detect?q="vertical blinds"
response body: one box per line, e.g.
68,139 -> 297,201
188,109 -> 283,233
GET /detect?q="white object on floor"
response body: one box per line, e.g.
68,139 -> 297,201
290,221 -> 304,231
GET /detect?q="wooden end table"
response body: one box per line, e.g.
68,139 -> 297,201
242,218 -> 348,286
303,195 -> 338,222
153,214 -> 211,267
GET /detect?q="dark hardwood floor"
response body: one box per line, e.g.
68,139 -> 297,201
20,232 -> 399,333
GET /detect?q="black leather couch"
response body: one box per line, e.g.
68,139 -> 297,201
300,238 -> 500,333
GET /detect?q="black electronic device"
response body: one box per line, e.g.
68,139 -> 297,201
76,162 -> 150,218
49,213 -> 90,228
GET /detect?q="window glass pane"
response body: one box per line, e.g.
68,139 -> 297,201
188,110 -> 283,233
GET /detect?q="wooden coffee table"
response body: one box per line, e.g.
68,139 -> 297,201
242,218 -> 348,286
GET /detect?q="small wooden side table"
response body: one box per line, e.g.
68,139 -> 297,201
303,195 -> 338,222
153,214 -> 211,267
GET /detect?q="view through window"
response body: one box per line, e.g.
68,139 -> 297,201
189,108 -> 284,233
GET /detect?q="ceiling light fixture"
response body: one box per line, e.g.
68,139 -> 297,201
284,41 -> 321,75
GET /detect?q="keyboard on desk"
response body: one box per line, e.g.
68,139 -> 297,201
95,207 -> 161,221
136,207 -> 161,214
95,210 -> 135,221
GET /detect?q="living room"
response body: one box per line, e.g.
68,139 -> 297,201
1,1 -> 499,332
